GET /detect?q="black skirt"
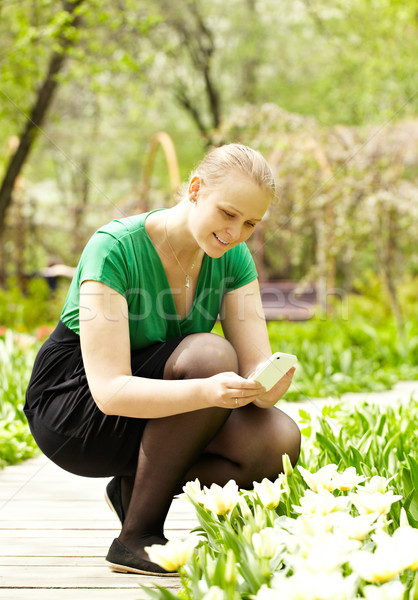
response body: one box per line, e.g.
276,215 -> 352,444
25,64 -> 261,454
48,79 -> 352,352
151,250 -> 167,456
24,321 -> 186,478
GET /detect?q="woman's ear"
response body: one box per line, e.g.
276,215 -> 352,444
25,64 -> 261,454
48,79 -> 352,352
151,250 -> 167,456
188,176 -> 202,202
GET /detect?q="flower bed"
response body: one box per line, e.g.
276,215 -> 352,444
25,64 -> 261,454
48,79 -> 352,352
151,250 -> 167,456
143,398 -> 418,599
0,330 -> 40,467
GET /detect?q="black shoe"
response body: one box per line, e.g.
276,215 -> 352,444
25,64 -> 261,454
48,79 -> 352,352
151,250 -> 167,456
106,538 -> 179,576
105,477 -> 125,524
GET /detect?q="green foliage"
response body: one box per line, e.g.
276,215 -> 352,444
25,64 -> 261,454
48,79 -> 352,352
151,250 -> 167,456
260,0 -> 418,125
298,396 -> 418,529
0,278 -> 68,332
221,105 -> 418,287
267,298 -> 418,400
214,293 -> 418,401
1,0 -> 417,289
0,330 -> 40,468
0,420 -> 39,469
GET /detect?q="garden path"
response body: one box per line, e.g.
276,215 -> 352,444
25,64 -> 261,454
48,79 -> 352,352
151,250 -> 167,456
0,380 -> 417,600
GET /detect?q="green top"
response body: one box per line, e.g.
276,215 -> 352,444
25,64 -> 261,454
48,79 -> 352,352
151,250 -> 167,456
61,209 -> 259,350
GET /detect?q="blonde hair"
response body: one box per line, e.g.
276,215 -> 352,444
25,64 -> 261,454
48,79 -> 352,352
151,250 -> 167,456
192,143 -> 276,197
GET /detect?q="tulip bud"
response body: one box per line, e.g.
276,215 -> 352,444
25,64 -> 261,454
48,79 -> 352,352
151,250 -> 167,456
282,453 -> 293,476
237,495 -> 252,519
202,586 -> 226,600
399,507 -> 409,528
242,524 -> 253,543
204,553 -> 217,579
255,504 -> 268,529
278,473 -> 290,496
224,549 -> 236,583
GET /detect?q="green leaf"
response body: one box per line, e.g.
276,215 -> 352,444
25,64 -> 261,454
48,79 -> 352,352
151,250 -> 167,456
139,585 -> 180,599
376,413 -> 387,436
316,432 -> 347,464
407,455 -> 418,493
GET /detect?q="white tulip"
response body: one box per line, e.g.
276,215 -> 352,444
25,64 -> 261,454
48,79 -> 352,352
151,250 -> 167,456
202,586 -> 226,600
331,512 -> 380,541
252,527 -> 283,559
285,531 -> 360,573
298,464 -> 338,492
331,467 -> 366,491
350,535 -> 410,584
362,476 -> 391,494
294,489 -> 351,516
183,478 -> 203,501
392,525 -> 418,570
253,584 -> 280,600
289,513 -> 336,538
253,477 -> 286,509
372,525 -> 418,571
363,581 -> 406,600
350,490 -> 402,516
201,480 -> 240,515
145,537 -> 197,571
269,569 -> 358,600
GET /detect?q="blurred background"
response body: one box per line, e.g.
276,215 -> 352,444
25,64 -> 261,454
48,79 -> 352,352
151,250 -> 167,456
0,0 -> 417,437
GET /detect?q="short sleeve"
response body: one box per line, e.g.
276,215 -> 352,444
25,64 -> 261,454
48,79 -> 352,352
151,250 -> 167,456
77,232 -> 130,297
224,243 -> 258,292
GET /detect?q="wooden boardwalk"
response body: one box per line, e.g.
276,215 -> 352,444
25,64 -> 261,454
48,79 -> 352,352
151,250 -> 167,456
0,456 -> 197,600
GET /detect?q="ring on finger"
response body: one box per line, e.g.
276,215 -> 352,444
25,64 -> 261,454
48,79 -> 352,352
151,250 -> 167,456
235,398 -> 239,406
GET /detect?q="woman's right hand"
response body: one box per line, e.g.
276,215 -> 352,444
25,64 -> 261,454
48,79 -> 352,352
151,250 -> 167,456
203,372 -> 266,410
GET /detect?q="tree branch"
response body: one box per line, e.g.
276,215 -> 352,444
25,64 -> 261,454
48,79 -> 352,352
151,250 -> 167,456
0,0 -> 85,234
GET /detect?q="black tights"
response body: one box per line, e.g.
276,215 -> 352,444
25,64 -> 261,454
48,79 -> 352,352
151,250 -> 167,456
117,333 -> 301,559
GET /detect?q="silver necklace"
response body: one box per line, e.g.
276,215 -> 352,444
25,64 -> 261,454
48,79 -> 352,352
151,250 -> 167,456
164,215 -> 197,288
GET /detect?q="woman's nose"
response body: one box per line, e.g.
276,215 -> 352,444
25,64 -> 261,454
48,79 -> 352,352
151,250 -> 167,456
226,223 -> 242,241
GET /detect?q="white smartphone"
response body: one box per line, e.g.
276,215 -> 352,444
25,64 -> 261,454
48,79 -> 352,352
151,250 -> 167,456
252,352 -> 298,391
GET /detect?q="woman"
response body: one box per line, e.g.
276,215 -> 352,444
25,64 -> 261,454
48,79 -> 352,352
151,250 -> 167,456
24,143 -> 301,576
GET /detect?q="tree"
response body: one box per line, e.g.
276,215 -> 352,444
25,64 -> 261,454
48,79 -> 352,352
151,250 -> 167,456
0,0 -> 86,235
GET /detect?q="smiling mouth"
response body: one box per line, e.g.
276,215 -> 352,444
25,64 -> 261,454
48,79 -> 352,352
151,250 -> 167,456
213,233 -> 229,245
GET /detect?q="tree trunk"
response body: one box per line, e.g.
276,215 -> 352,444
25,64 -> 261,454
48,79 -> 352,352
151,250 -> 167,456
0,0 -> 85,235
164,0 -> 221,146
240,0 -> 259,103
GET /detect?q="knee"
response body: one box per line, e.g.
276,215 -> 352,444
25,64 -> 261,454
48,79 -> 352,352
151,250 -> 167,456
249,409 -> 301,482
279,414 -> 301,470
164,333 -> 239,380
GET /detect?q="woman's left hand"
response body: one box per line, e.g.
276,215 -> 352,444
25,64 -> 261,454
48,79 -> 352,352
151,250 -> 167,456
248,366 -> 296,408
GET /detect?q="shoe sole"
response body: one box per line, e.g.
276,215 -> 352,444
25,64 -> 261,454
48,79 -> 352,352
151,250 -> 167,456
106,560 -> 179,577
104,488 -> 121,523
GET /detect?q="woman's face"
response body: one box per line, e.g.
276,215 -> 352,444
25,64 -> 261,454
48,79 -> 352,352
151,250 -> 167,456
190,172 -> 272,258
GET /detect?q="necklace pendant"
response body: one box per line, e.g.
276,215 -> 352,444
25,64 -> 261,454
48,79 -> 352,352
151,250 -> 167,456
185,275 -> 190,288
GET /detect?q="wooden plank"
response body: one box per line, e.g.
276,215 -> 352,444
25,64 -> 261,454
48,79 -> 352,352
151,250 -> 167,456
0,521 -> 197,531
0,565 -> 180,588
1,530 -> 118,540
0,520 -> 195,530
0,589 -> 160,600
0,557 -> 108,567
0,521 -> 118,530
0,456 -> 193,598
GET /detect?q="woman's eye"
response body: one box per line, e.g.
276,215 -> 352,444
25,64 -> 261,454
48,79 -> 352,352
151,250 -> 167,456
223,211 -> 234,218
246,222 -> 256,228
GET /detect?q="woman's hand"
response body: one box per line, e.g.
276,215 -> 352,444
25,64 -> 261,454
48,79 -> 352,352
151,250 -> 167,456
203,372 -> 266,410
248,366 -> 296,409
